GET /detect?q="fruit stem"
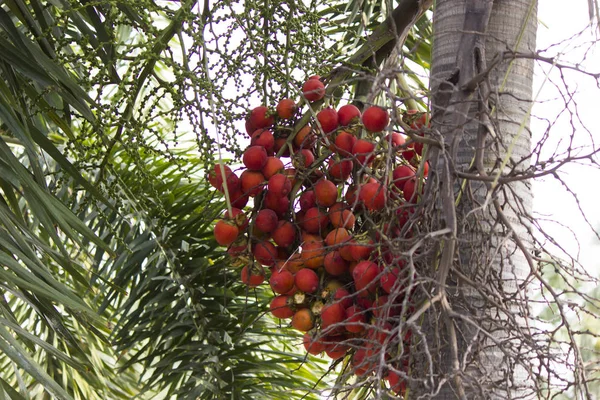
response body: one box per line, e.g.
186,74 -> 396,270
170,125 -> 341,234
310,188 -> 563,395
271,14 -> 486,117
200,25 -> 233,216
217,163 -> 234,217
275,99 -> 324,158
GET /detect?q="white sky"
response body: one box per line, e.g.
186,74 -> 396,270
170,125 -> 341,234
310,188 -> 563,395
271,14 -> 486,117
532,1 -> 600,273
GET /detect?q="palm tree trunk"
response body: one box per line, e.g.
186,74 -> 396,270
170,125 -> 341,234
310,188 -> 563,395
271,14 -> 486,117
422,0 -> 537,398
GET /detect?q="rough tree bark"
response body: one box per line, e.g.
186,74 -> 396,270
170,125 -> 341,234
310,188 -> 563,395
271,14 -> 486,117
423,0 -> 537,398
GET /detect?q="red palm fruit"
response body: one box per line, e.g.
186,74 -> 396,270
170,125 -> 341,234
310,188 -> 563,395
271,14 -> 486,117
402,141 -> 418,163
243,146 -> 268,170
247,106 -> 274,130
345,305 -> 366,333
356,296 -> 373,310
250,224 -> 270,241
240,170 -> 265,197
295,267 -> 319,293
359,181 -> 386,211
338,104 -> 361,126
352,348 -> 372,376
214,220 -> 239,246
283,168 -> 298,187
385,131 -> 406,148
295,209 -> 306,228
387,370 -> 407,395
306,170 -> 325,187
365,327 -> 395,367
223,207 -> 248,230
352,139 -> 376,166
208,164 -> 240,193
301,240 -> 326,269
272,220 -> 296,247
283,253 -> 304,274
347,261 -> 358,276
229,188 -> 249,208
333,131 -> 357,157
328,159 -> 352,182
273,137 -> 290,157
241,264 -> 265,287
270,295 -> 294,319
272,259 -> 287,273
302,78 -> 325,102
276,98 -> 296,119
321,302 -> 346,330
422,160 -> 430,177
263,191 -> 290,216
349,238 -> 374,261
366,320 -> 395,345
325,228 -> 351,248
345,185 -> 359,206
303,333 -> 326,355
415,140 -> 424,157
268,173 -> 292,196
316,107 -> 339,134
262,156 -> 284,179
404,329 -> 413,346
406,109 -> 428,130
252,241 -> 277,266
276,246 -> 290,261
321,280 -> 343,297
255,209 -> 278,233
403,176 -> 418,203
396,206 -> 415,229
285,285 -> 298,296
382,246 -> 404,266
339,238 -> 355,261
379,246 -> 397,264
227,236 -> 247,257
352,261 -> 381,293
314,179 -> 338,207
324,336 -> 349,360
300,207 -> 329,233
293,149 -> 315,169
333,209 -> 355,230
245,118 -> 255,136
293,125 -> 315,149
301,231 -> 322,244
333,287 -> 353,309
269,269 -> 295,294
292,308 -> 315,331
299,190 -> 316,210
324,251 -> 349,276
373,295 -> 401,318
392,165 -> 416,191
362,106 -> 389,132
250,129 -> 275,154
380,266 -> 403,294
328,202 -> 345,225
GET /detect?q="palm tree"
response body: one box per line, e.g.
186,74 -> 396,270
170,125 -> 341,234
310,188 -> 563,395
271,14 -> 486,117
423,0 -> 536,397
423,1 -> 594,399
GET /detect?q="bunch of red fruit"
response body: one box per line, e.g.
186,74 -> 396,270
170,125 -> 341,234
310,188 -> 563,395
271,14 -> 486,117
209,75 -> 429,396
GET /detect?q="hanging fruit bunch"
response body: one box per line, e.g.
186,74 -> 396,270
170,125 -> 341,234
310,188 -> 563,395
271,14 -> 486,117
208,75 -> 429,396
